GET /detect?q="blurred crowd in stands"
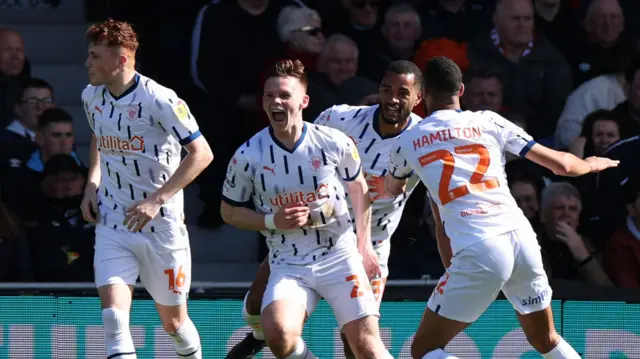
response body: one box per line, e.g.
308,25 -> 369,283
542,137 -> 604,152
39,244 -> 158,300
1,0 -> 640,290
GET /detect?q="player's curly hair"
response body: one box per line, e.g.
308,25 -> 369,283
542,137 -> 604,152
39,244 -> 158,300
86,18 -> 139,52
423,56 -> 463,103
265,59 -> 308,90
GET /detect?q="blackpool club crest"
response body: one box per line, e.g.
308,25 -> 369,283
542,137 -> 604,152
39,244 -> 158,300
309,156 -> 323,171
127,105 -> 138,120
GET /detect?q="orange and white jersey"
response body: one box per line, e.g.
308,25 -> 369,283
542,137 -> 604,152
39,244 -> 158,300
389,109 -> 536,254
314,104 -> 422,244
222,123 -> 362,265
81,73 -> 201,233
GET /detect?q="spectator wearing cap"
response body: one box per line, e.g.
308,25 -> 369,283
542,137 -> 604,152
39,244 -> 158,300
26,154 -> 94,282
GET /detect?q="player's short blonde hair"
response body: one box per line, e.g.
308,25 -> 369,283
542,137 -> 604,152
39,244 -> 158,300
277,6 -> 321,43
86,18 -> 139,53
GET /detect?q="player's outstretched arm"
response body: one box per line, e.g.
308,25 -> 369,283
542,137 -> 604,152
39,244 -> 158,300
524,143 -> 619,177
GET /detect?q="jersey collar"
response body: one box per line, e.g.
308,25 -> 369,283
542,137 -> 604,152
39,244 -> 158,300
107,73 -> 141,101
269,122 -> 308,154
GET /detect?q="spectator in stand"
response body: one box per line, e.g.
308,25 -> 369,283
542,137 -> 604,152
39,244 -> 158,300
602,178 -> 640,288
325,0 -> 384,74
533,0 -> 582,62
565,0 -> 637,88
0,199 -> 33,282
462,67 -> 505,113
538,182 -> 612,286
26,154 -> 94,282
467,0 -> 572,141
359,2 -> 422,82
417,0 -> 494,42
305,34 -> 360,121
568,109 -> 623,159
2,108 -> 81,221
191,0 -> 299,228
0,29 -> 30,128
0,78 -> 55,179
554,45 -> 633,149
611,54 -> 640,137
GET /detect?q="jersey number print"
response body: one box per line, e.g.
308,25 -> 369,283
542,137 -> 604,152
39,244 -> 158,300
419,144 -> 499,205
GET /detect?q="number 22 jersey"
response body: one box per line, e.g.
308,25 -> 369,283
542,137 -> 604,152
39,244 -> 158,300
389,109 -> 537,254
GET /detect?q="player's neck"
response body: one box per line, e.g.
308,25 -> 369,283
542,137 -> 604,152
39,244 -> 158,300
377,112 -> 410,137
107,69 -> 137,98
272,121 -> 304,150
428,99 -> 461,115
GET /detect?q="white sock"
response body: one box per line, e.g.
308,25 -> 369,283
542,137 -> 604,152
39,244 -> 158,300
422,348 -> 459,359
285,337 -> 317,359
102,308 -> 137,358
167,317 -> 202,358
542,337 -> 581,359
242,291 -> 264,340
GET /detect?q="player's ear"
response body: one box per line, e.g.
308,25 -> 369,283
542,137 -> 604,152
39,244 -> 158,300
458,83 -> 465,97
301,94 -> 310,110
414,89 -> 423,106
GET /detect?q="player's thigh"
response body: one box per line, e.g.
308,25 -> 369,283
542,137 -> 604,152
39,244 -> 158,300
94,226 -> 139,309
501,229 -> 553,317
138,227 -> 192,308
427,237 -> 514,324
261,265 -> 319,340
246,256 -> 271,315
315,254 -> 379,331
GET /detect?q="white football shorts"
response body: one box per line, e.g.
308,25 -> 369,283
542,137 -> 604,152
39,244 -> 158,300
94,224 -> 192,306
261,250 -> 379,329
427,228 -> 552,323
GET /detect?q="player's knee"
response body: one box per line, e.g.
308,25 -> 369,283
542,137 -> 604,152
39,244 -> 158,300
161,316 -> 183,334
263,325 -> 298,357
102,307 -> 130,338
343,317 -> 383,357
524,329 -> 561,354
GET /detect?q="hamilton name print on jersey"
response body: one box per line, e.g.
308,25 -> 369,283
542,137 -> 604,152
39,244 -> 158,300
389,109 -> 537,254
82,73 -> 201,233
222,123 -> 363,265
314,104 -> 422,244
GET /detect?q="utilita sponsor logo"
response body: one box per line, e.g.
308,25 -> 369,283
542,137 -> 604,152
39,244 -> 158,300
98,135 -> 145,152
269,184 -> 330,207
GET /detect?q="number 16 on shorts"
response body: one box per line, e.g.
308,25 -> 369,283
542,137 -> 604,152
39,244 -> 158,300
165,265 -> 186,294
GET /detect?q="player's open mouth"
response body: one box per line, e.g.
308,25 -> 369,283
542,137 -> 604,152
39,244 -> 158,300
384,104 -> 400,117
272,108 -> 286,123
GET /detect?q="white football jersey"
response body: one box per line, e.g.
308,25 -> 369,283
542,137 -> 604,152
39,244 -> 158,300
81,73 -> 201,233
222,123 -> 361,265
314,104 -> 422,244
389,109 -> 535,254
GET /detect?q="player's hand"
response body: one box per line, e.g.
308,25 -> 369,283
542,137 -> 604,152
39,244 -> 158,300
124,194 -> 163,232
585,156 -> 620,173
80,182 -> 99,223
274,202 -> 310,230
366,173 -> 392,202
360,245 -> 382,280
